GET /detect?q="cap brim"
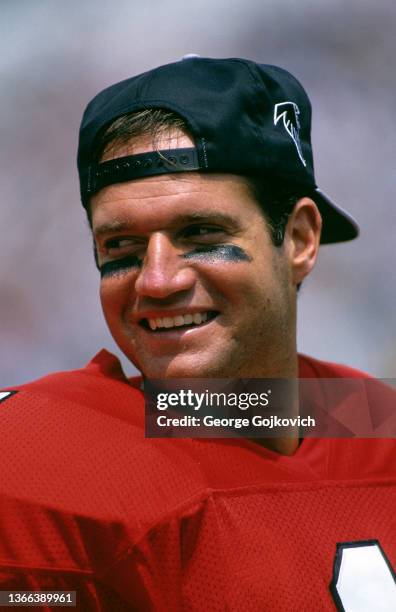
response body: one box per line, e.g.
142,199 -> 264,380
313,189 -> 359,244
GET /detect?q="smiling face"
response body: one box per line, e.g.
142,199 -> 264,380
90,133 -> 313,379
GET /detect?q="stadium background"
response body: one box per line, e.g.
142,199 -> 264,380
1,0 -> 395,385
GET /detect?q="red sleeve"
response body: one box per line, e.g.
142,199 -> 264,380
298,353 -> 373,378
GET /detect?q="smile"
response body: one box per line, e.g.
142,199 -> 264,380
141,311 -> 218,331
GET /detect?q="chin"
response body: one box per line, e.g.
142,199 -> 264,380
139,355 -> 229,379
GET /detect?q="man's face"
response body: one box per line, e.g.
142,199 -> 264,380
91,140 -> 297,379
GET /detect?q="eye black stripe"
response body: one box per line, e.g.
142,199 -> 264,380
100,255 -> 142,278
182,245 -> 251,262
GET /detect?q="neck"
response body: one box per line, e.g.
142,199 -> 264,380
251,352 -> 300,456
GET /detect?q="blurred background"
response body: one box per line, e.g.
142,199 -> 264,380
1,0 -> 395,386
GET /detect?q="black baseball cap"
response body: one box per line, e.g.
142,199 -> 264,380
78,56 -> 359,244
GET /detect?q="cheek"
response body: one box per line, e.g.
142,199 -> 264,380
210,253 -> 289,315
198,260 -> 262,307
99,277 -> 133,324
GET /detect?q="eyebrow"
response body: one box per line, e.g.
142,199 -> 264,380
93,210 -> 240,239
174,211 -> 239,227
93,220 -> 135,239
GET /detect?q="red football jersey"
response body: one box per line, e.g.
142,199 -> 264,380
0,351 -> 395,611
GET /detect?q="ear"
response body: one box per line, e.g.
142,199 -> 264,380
284,197 -> 322,285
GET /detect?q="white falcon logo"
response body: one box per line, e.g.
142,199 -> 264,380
274,101 -> 306,167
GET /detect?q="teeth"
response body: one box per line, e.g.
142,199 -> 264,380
146,312 -> 211,331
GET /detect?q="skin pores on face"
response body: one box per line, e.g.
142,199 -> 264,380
91,169 -> 298,380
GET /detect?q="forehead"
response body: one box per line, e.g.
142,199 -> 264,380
90,171 -> 264,232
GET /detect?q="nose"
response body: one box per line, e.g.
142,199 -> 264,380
134,233 -> 196,299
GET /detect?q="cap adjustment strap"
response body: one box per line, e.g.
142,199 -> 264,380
85,147 -> 200,197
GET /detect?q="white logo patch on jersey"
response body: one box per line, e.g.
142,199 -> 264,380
273,101 -> 306,167
0,391 -> 17,403
331,540 -> 396,611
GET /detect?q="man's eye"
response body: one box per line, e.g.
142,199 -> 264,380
104,238 -> 141,254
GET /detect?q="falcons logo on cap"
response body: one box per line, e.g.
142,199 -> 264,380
274,101 -> 306,167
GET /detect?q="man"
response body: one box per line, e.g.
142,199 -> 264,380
1,57 -> 395,611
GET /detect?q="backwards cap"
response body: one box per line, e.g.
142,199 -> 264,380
78,56 -> 359,244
